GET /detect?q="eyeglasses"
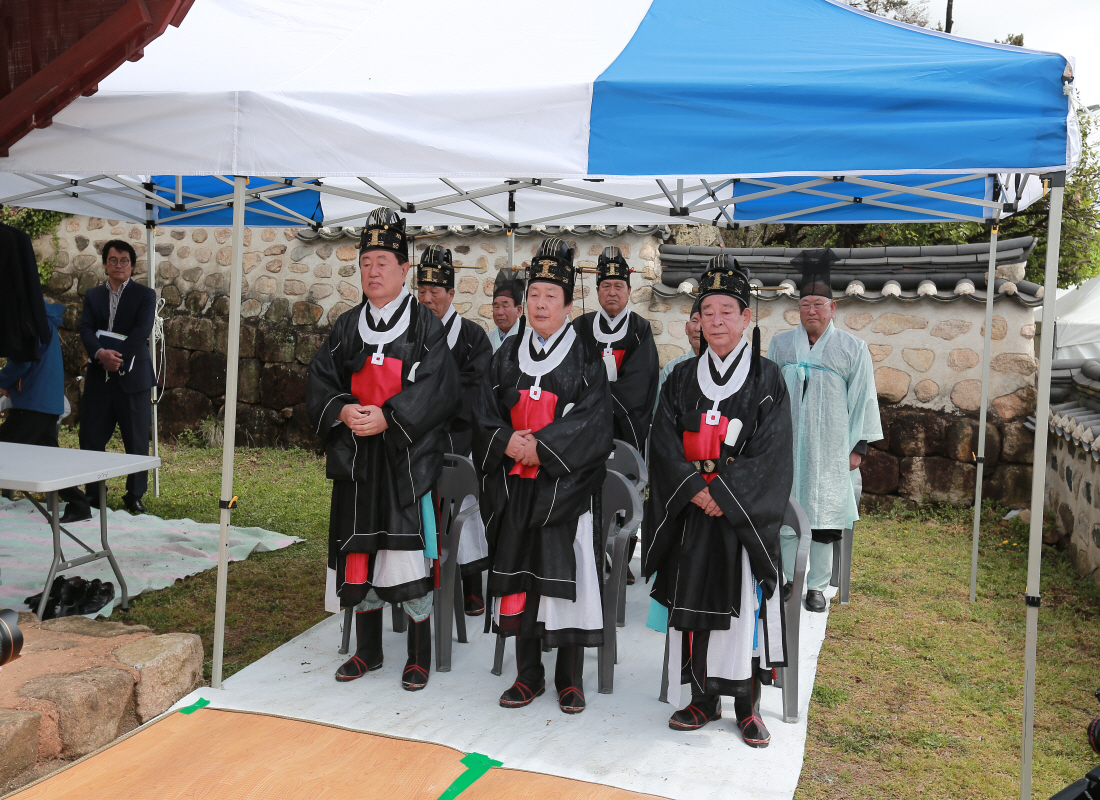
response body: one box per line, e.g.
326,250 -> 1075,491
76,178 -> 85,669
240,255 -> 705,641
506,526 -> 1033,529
798,300 -> 832,311
106,257 -> 131,267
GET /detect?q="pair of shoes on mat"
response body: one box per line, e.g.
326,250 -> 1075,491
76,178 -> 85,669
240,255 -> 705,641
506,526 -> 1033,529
669,680 -> 771,748
335,609 -> 433,691
805,589 -> 827,613
499,640 -> 585,714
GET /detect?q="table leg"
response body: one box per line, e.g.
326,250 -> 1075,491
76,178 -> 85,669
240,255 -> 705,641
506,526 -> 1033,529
99,482 -> 129,611
37,491 -> 62,621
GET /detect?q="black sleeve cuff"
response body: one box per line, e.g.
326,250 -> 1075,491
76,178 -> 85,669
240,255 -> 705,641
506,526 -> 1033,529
853,440 -> 868,456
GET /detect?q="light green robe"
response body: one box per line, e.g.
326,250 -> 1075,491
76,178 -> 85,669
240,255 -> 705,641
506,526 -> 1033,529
768,321 -> 882,530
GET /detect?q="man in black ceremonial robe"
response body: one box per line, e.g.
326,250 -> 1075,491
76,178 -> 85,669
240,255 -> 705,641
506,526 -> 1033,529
307,208 -> 459,692
572,246 -> 658,453
644,255 -> 793,747
473,238 -> 613,715
414,244 -> 493,616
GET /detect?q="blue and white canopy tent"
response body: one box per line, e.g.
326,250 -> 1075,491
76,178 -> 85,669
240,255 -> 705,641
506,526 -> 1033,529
0,1 -> 1079,794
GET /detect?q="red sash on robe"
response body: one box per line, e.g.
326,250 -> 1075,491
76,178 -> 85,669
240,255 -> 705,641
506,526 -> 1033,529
683,413 -> 728,484
507,388 -> 558,480
498,385 -> 559,624
344,355 -> 404,584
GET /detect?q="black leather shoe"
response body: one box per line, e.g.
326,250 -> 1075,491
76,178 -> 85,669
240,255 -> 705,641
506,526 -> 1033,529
123,494 -> 147,515
81,580 -> 115,614
60,505 -> 93,524
805,590 -> 827,613
669,695 -> 722,731
335,609 -> 384,682
463,595 -> 485,616
781,583 -> 792,603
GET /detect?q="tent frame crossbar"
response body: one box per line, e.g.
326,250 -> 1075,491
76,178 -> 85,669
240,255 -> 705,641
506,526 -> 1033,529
2,171 -> 1029,230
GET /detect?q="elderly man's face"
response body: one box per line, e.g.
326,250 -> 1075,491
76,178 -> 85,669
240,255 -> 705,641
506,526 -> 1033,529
492,294 -> 521,331
360,250 -> 409,306
526,282 -> 571,340
799,294 -> 836,342
700,295 -> 751,357
417,285 -> 454,320
686,312 -> 702,356
104,247 -> 134,289
597,278 -> 630,317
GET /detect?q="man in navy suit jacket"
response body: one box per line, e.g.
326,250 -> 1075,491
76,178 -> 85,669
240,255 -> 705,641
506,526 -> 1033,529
65,239 -> 157,521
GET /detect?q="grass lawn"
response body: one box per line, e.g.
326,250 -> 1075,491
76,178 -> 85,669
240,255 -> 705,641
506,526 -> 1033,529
55,431 -> 1100,798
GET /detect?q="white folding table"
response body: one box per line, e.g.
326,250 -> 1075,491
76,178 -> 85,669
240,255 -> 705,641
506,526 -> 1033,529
0,442 -> 160,619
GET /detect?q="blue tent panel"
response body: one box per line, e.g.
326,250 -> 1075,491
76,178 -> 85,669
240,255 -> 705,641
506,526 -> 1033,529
589,0 -> 1070,177
151,176 -> 323,227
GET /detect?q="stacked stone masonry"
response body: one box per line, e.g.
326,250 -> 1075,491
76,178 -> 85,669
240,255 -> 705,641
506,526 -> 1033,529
34,217 -> 1037,506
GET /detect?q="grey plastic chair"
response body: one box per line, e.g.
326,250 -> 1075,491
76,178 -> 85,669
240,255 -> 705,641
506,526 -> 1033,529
830,470 -> 863,605
658,496 -> 813,724
432,454 -> 480,671
608,439 -> 648,493
339,455 -> 479,669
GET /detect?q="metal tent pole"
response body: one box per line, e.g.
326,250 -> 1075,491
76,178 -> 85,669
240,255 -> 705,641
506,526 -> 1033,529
211,176 -> 248,689
969,209 -> 1000,602
145,216 -> 160,496
1020,173 -> 1064,800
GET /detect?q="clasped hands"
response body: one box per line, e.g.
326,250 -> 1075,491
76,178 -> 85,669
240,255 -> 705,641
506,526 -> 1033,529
96,348 -> 124,372
339,403 -> 389,437
505,429 -> 541,467
691,487 -> 723,517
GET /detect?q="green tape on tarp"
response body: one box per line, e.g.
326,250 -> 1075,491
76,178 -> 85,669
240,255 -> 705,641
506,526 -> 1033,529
436,752 -> 503,799
177,697 -> 210,715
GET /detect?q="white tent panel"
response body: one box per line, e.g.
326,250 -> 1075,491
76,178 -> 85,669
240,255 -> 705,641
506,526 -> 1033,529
1052,275 -> 1100,359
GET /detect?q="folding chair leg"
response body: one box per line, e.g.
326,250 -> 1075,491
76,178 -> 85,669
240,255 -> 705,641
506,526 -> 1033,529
392,603 -> 407,633
453,570 -> 467,644
839,527 -> 853,605
338,606 -> 353,655
659,631 -> 669,703
830,541 -> 841,588
491,634 -> 506,676
434,584 -> 452,673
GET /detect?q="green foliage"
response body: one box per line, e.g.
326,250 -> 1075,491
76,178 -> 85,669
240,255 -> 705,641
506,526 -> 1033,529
812,684 -> 851,708
1,205 -> 67,283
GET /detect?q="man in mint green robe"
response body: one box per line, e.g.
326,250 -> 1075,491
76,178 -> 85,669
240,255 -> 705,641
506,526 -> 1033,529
767,252 -> 882,612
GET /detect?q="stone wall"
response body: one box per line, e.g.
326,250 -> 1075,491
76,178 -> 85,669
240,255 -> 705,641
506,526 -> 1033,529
1046,434 -> 1100,585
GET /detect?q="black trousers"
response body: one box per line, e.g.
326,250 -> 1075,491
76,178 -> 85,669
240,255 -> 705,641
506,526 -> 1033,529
79,376 -> 150,500
0,408 -> 87,505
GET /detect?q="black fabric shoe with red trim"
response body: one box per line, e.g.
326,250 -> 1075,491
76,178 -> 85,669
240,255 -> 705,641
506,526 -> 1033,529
669,695 -> 722,731
335,608 -> 384,682
401,615 -> 432,691
557,685 -> 586,714
499,678 -> 546,708
734,675 -> 771,748
463,595 -> 485,616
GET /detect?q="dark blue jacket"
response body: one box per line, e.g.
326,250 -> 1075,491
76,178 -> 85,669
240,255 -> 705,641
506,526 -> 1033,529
0,302 -> 65,415
79,280 -> 156,394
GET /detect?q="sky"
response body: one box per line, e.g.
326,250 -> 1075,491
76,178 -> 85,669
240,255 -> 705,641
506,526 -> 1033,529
931,0 -> 1099,108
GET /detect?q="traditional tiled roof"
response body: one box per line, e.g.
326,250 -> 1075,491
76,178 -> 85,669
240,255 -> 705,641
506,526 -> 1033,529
657,237 -> 1043,306
298,224 -> 670,241
1032,358 -> 1100,460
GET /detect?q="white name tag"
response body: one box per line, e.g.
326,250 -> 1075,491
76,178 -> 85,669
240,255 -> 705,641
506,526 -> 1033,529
529,386 -> 542,401
705,409 -> 721,427
371,352 -> 385,366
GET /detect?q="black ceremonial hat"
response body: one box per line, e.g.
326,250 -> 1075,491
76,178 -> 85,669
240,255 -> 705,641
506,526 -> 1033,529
359,207 -> 408,261
698,254 -> 750,309
792,248 -> 839,299
528,237 -> 576,302
416,244 -> 454,290
596,246 -> 631,286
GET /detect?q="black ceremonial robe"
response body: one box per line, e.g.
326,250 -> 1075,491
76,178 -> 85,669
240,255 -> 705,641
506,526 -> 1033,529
307,292 -> 460,606
644,339 -> 793,700
440,305 -> 492,456
473,322 -> 613,646
573,308 -> 658,452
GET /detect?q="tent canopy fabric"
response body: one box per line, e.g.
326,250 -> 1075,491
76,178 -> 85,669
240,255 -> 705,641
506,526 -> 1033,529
0,0 -> 1078,229
1051,275 -> 1100,360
